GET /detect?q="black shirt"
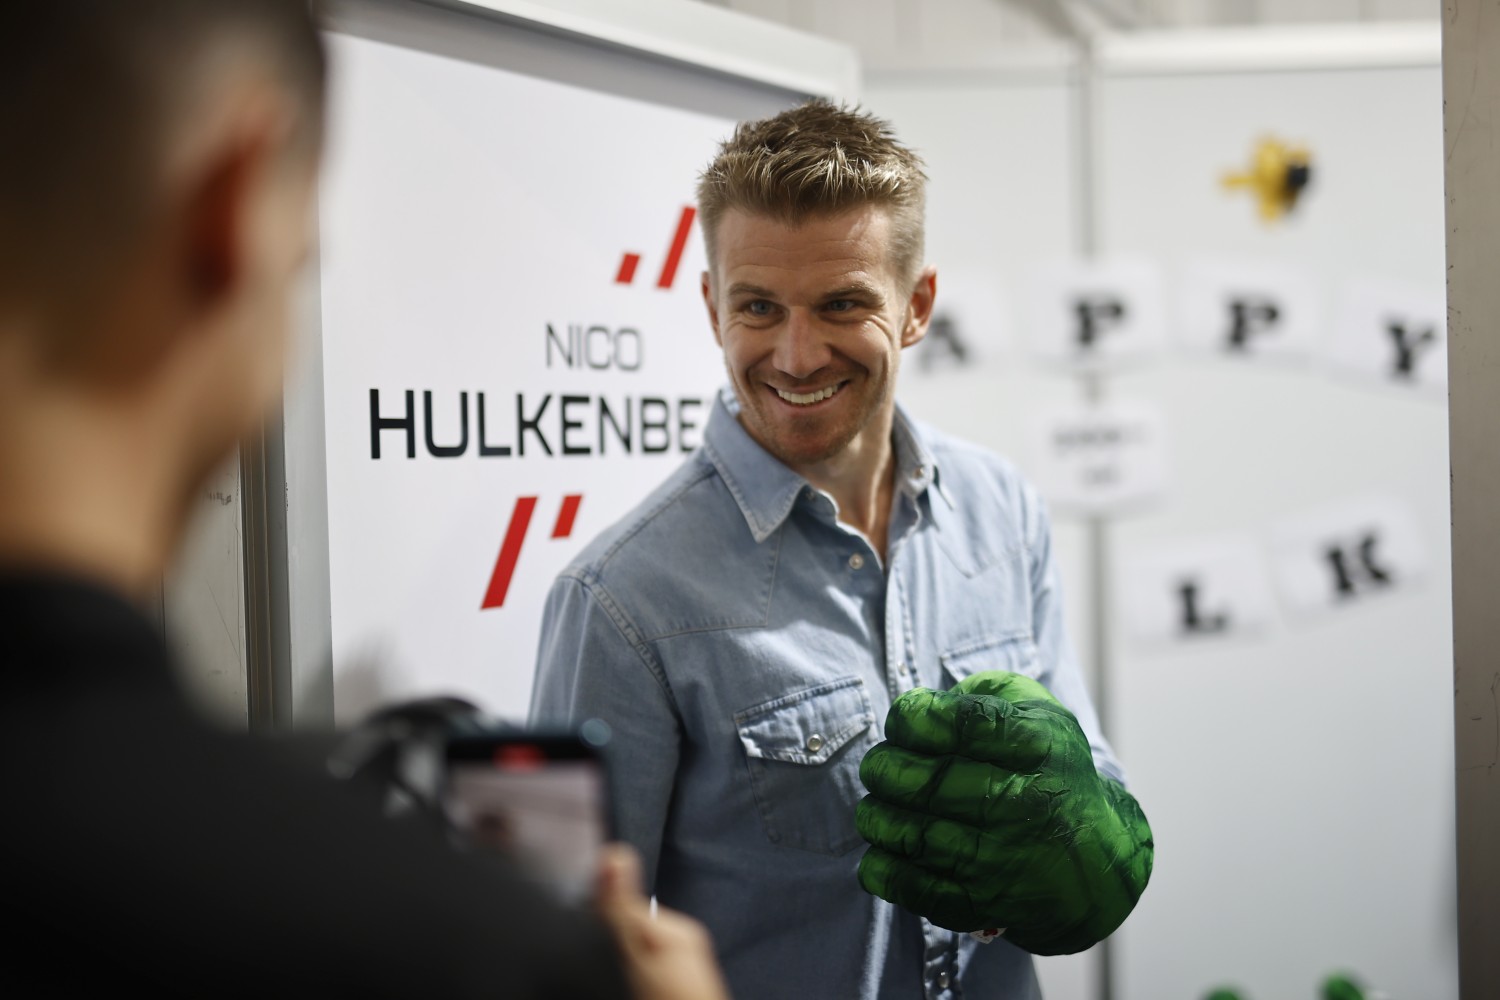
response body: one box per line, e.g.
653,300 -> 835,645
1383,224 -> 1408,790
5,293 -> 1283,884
0,574 -> 630,998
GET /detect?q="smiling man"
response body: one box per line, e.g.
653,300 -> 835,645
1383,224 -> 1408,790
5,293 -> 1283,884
531,102 -> 1148,999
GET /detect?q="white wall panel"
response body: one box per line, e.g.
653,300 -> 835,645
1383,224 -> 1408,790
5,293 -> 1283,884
1098,62 -> 1455,1000
868,39 -> 1455,1000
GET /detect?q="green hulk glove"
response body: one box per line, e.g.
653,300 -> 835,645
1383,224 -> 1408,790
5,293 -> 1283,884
855,670 -> 1153,955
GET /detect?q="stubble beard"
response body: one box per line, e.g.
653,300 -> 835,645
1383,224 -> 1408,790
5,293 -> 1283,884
731,363 -> 893,470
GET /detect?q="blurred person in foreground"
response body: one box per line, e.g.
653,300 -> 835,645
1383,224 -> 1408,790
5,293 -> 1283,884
532,102 -> 1152,998
0,3 -> 726,998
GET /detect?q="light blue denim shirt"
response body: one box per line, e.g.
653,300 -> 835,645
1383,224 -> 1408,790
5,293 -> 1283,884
530,389 -> 1124,1000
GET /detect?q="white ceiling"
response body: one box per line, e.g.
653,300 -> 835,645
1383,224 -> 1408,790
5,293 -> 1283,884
701,0 -> 1437,70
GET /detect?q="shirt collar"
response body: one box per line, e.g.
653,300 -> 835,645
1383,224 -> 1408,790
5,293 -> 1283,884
701,388 -> 947,543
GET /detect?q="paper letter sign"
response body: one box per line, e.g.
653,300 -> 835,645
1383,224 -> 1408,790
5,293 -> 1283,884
1175,258 -> 1324,362
1326,279 -> 1448,395
1118,535 -> 1276,647
1027,401 -> 1168,513
1025,258 -> 1167,370
1269,495 -> 1428,616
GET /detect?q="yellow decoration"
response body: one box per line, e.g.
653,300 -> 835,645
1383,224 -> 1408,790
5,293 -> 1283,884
1222,137 -> 1313,222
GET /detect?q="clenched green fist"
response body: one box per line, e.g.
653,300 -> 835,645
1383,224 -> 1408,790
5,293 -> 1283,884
855,671 -> 1153,955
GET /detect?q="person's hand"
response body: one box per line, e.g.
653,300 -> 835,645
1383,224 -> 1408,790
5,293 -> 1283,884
596,845 -> 731,1000
855,671 -> 1153,956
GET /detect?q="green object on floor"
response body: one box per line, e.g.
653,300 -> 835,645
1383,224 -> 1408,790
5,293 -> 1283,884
1193,973 -> 1375,1000
1322,973 -> 1367,1000
855,670 -> 1154,955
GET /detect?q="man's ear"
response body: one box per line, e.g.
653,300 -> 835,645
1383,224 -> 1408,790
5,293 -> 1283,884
901,265 -> 938,349
179,97 -> 289,315
87,93 -> 289,386
701,270 -> 723,348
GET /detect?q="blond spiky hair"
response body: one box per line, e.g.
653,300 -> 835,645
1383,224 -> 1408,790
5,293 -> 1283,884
696,100 -> 928,285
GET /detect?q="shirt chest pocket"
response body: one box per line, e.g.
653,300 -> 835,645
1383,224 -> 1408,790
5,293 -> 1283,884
734,676 -> 878,856
939,631 -> 1043,687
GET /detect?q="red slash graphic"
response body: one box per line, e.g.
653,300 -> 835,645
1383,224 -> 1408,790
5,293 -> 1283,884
656,206 -> 696,289
552,494 -> 583,538
614,206 -> 697,290
614,253 -> 641,285
482,494 -> 584,610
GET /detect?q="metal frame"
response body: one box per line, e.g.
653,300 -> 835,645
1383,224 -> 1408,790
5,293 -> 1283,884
241,419 -> 293,731
417,0 -> 860,98
1441,4 -> 1500,997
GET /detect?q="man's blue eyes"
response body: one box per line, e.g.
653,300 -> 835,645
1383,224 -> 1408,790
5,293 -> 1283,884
744,300 -> 857,315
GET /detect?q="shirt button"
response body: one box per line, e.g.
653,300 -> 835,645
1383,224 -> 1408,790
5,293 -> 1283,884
805,733 -> 825,753
897,661 -> 909,677
937,971 -> 951,990
848,553 -> 865,570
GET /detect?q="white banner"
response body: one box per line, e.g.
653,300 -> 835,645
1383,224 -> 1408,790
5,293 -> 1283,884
1024,258 -> 1168,370
1117,534 -> 1276,646
319,35 -> 744,723
1325,278 -> 1448,394
1025,401 -> 1169,513
1269,495 -> 1429,616
1174,258 -> 1324,362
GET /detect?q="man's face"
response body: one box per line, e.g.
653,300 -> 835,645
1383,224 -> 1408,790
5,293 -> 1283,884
702,206 -> 933,470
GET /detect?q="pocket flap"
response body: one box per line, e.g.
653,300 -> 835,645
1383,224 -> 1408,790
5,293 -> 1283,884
940,630 -> 1042,682
735,676 -> 876,766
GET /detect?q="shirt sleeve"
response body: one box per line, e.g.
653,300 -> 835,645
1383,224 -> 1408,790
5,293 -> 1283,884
530,573 -> 682,891
1024,489 -> 1129,787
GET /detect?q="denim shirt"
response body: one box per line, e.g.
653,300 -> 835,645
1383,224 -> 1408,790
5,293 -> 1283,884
530,390 -> 1124,1000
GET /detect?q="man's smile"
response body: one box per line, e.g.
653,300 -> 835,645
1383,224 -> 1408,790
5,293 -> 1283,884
769,379 -> 850,407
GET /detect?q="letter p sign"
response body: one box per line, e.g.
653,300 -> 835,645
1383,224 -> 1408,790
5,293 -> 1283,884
1073,296 -> 1127,349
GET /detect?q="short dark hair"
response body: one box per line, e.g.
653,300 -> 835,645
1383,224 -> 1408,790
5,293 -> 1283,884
0,0 -> 326,349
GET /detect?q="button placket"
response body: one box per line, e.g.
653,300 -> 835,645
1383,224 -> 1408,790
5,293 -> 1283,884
920,919 -> 957,1000
899,567 -> 919,688
887,559 -> 920,693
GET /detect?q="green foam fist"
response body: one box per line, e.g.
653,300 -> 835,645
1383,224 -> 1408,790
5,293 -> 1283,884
1321,974 -> 1368,1000
855,670 -> 1153,955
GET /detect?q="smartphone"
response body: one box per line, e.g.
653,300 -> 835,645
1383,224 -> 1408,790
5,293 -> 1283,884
442,729 -> 610,906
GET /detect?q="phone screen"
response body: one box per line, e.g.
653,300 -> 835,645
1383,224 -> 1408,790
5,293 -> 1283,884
443,736 -> 607,905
